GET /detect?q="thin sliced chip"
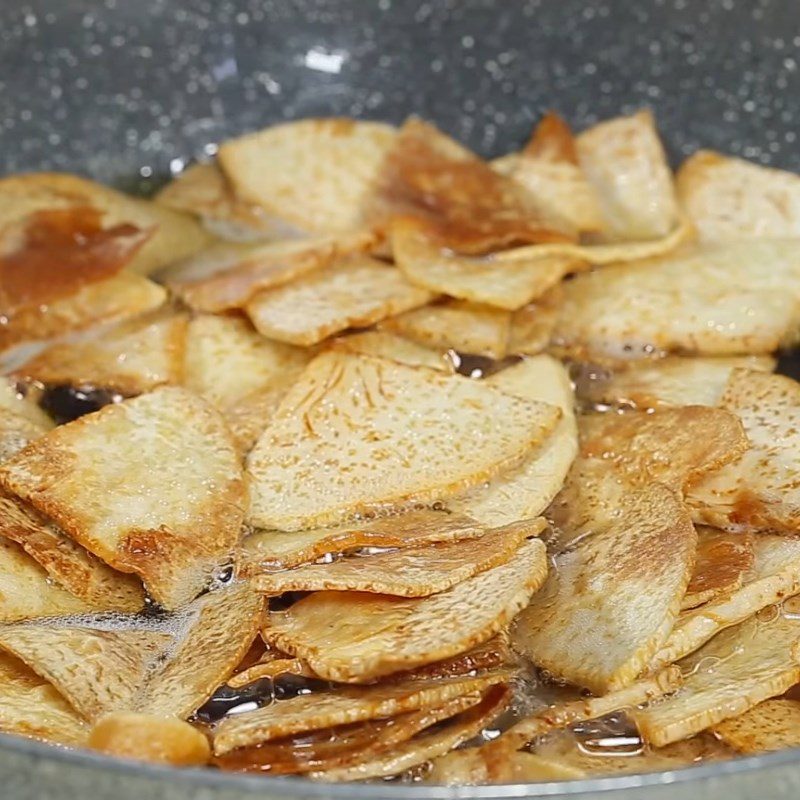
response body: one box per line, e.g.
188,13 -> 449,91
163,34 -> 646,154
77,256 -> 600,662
213,669 -> 512,754
485,668 -> 682,759
576,356 -> 776,409
0,622 -> 173,721
313,685 -> 511,781
165,237 -> 369,312
332,330 -> 452,372
155,161 -> 297,239
219,119 -> 396,235
252,518 -> 544,597
634,608 -> 800,747
15,311 -> 188,395
262,538 -> 547,682
682,528 -> 754,610
651,535 -> 800,669
0,172 -> 212,275
712,699 -> 800,754
678,150 -> 800,242
449,356 -> 577,527
245,256 -> 433,346
0,538 -> 93,621
0,408 -> 49,463
241,510 -> 487,572
552,241 -> 800,362
382,300 -> 511,358
507,286 -> 564,356
227,655 -> 315,688
0,387 -> 246,609
215,694 -> 481,775
578,406 -> 747,492
688,370 -> 800,533
0,651 -> 87,746
371,118 -> 573,253
428,747 -> 587,784
246,352 -> 560,530
576,109 -> 679,241
136,581 -> 264,719
391,217 -> 580,310
0,379 -> 52,429
183,314 -> 311,410
0,492 -> 145,612
512,480 -> 696,693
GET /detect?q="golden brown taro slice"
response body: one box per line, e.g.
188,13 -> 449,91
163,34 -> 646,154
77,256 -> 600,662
576,355 -> 776,410
0,407 -> 49,464
262,538 -> 547,683
0,492 -> 145,612
677,150 -> 800,242
213,669 -> 513,754
15,311 -> 188,396
311,685 -> 512,781
512,479 -> 696,693
0,538 -> 94,621
240,510 -> 487,573
0,387 -> 246,609
712,699 -> 800,754
688,370 -> 800,534
576,109 -> 679,241
681,528 -> 754,610
381,300 -> 512,359
245,256 -> 433,347
634,608 -> 800,747
390,217 -> 580,311
218,118 -> 396,235
449,356 -> 577,527
0,379 -> 53,430
246,351 -> 560,531
163,237 -> 352,313
370,117 -> 574,254
331,330 -> 453,373
506,286 -> 564,356
214,694 -> 480,775
0,172 -> 211,275
0,650 -> 87,746
651,534 -> 800,669
183,314 -> 311,411
551,240 -> 800,362
577,406 -> 747,493
252,518 -> 544,597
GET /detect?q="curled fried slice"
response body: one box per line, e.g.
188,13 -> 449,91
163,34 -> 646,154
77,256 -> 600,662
391,217 -> 580,311
513,478 -> 696,693
0,387 -> 246,609
245,256 -> 433,346
332,331 -> 452,372
219,118 -> 396,235
651,535 -> 800,669
682,528 -> 754,610
242,511 -> 486,573
372,118 -> 573,253
0,492 -> 145,612
312,685 -> 511,781
252,519 -> 543,597
634,608 -> 800,747
382,300 -> 512,359
15,311 -> 188,395
712,699 -> 800,754
0,651 -> 87,746
507,286 -> 564,356
688,370 -> 800,534
263,539 -> 547,683
576,356 -> 776,410
183,314 -> 311,410
213,669 -> 512,754
678,150 -> 800,242
552,241 -> 800,362
246,352 -> 560,531
449,356 -> 577,527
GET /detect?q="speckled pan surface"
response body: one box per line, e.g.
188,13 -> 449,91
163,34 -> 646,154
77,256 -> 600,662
2,0 -> 800,798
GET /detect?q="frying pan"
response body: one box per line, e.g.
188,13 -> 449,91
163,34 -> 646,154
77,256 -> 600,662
1,0 -> 800,797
